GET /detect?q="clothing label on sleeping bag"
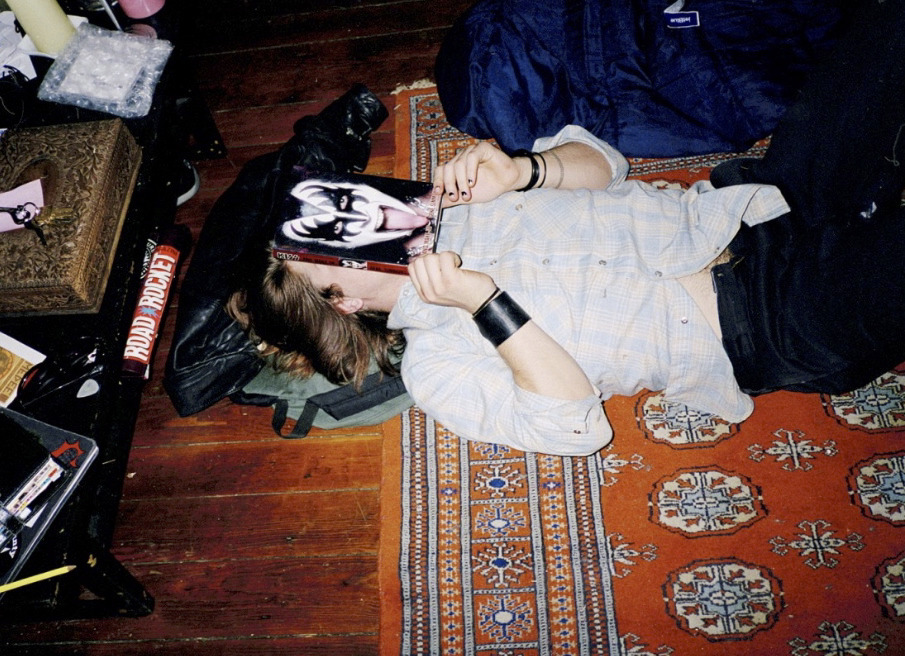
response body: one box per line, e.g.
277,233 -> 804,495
664,0 -> 700,28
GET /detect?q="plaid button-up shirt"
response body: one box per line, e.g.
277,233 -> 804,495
389,126 -> 789,455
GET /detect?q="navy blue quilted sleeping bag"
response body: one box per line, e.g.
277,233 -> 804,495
435,0 -> 849,157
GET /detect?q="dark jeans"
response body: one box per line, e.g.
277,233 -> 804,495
710,0 -> 905,395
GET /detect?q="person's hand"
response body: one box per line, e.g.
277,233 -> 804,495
408,251 -> 497,312
434,142 -> 524,206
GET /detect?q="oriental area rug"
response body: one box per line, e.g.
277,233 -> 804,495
378,87 -> 905,656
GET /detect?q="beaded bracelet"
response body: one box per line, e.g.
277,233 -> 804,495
512,149 -> 540,191
472,290 -> 531,347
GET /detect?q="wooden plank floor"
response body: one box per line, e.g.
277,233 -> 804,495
1,1 -> 472,653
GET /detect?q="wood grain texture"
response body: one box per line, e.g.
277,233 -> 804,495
0,0 -> 473,651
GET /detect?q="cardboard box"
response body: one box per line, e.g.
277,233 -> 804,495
0,119 -> 141,315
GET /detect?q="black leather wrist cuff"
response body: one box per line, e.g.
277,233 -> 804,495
473,291 -> 531,347
512,149 -> 540,191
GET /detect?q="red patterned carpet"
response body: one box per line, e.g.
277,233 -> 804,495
379,88 -> 905,655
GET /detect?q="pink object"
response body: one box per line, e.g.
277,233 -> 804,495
117,0 -> 165,19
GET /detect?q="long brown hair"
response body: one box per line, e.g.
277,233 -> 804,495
228,244 -> 405,386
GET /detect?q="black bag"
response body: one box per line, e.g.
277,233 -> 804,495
163,84 -> 411,434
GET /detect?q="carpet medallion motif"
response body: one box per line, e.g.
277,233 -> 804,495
874,550 -> 905,619
636,391 -> 739,447
848,452 -> 905,525
824,371 -> 905,432
649,467 -> 766,537
382,89 -> 905,656
663,558 -> 784,640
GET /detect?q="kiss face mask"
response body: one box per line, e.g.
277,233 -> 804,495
279,178 -> 434,250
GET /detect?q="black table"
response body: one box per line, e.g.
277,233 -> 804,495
0,21 -> 222,619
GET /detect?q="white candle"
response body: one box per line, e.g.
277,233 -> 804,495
7,0 -> 76,56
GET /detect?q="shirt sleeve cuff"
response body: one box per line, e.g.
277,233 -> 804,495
511,386 -> 614,456
532,125 -> 630,187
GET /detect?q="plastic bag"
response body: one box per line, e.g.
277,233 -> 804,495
37,23 -> 172,118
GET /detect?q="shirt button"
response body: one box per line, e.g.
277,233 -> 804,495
681,317 -> 688,324
599,260 -> 607,266
489,259 -> 497,265
655,271 -> 663,277
542,258 -> 550,265
515,204 -> 523,211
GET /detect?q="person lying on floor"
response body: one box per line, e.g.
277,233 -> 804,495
229,0 -> 905,456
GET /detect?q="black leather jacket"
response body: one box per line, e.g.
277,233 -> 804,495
163,84 -> 388,415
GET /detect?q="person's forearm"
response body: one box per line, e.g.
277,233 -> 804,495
434,137 -> 615,206
497,321 -> 596,400
469,287 -> 595,400
409,255 -> 597,401
513,142 -> 613,192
